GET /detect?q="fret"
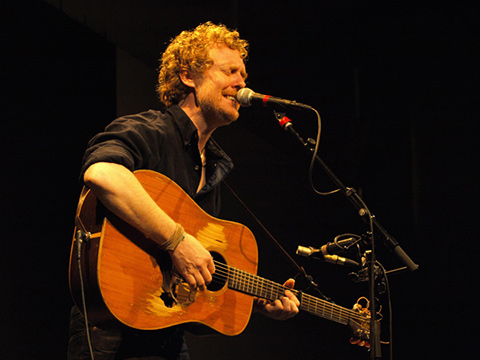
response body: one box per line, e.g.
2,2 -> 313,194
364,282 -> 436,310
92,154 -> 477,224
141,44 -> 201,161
251,273 -> 256,296
236,268 -> 242,292
267,280 -> 274,300
242,269 -> 248,293
257,276 -> 264,298
229,267 -> 234,289
247,272 -> 253,295
227,265 -> 285,301
240,268 -> 247,293
299,293 -> 349,325
259,278 -> 266,299
250,272 -> 256,296
228,267 -> 238,292
226,264 -> 352,327
239,270 -> 245,293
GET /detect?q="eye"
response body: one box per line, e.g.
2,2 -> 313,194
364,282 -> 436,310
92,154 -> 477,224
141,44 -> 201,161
220,66 -> 247,81
220,68 -> 232,77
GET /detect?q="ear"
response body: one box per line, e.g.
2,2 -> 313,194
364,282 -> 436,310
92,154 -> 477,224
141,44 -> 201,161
179,69 -> 196,88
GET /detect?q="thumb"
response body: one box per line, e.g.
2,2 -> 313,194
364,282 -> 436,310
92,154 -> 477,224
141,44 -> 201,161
283,278 -> 295,289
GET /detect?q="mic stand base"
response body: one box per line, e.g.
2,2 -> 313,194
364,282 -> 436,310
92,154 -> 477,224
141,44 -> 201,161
366,251 -> 382,359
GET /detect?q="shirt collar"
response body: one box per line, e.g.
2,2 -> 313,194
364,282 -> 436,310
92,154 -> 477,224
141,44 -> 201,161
166,104 -> 199,148
166,104 -> 234,178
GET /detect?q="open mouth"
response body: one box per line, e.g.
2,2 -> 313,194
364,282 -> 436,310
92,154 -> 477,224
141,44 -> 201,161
223,94 -> 237,106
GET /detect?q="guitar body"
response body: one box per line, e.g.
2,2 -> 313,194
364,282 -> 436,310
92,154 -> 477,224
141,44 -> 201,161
69,170 -> 258,336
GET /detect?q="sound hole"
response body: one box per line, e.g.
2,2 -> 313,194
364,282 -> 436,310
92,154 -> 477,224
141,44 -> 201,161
207,251 -> 227,292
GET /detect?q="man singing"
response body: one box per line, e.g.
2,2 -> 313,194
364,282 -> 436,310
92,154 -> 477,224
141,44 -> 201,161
68,22 -> 299,360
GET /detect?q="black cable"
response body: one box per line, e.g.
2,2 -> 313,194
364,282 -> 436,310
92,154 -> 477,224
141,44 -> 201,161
75,230 -> 95,360
222,180 -> 333,302
377,261 -> 393,360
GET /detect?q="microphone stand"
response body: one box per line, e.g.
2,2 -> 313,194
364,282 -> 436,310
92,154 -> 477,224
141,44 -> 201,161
273,111 -> 419,360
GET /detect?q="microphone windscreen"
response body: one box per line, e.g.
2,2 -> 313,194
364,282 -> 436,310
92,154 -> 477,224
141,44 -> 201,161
235,88 -> 254,106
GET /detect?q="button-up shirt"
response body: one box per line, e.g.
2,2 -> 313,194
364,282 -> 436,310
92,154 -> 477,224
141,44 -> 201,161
81,105 -> 234,217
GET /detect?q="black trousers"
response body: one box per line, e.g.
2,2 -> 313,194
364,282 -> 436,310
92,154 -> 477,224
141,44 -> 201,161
67,306 -> 189,360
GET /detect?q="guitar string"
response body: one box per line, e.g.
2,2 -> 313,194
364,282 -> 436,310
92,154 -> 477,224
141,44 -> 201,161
207,260 -> 368,326
210,264 -> 367,327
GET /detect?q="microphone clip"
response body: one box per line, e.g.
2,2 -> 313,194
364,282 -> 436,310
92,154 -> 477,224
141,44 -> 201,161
296,245 -> 360,267
273,111 -> 292,130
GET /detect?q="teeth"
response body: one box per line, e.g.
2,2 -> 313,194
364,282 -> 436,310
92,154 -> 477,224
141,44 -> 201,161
225,95 -> 236,101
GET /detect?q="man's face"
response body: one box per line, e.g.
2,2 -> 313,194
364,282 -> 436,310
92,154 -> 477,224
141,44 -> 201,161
194,45 -> 247,126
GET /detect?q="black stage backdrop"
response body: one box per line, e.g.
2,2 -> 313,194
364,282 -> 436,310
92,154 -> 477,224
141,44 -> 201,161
1,1 -> 478,359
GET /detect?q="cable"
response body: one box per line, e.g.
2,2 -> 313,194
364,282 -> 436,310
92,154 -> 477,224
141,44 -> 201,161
75,230 -> 95,360
307,108 -> 340,196
377,261 -> 393,360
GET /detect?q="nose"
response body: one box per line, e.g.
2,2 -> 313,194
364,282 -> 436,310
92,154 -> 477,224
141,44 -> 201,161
233,73 -> 246,90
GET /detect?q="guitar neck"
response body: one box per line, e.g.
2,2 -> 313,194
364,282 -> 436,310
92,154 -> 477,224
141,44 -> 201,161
226,264 -> 352,325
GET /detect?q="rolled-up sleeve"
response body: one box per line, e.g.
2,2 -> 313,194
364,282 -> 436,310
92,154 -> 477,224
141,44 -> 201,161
80,116 -> 160,181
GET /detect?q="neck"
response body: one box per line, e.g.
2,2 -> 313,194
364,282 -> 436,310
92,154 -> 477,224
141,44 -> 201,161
179,98 -> 216,152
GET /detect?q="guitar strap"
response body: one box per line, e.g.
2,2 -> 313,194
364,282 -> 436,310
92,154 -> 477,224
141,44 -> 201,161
222,180 -> 333,302
222,181 -> 308,282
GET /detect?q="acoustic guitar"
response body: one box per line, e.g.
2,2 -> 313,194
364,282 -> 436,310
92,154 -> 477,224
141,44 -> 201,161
69,170 -> 370,342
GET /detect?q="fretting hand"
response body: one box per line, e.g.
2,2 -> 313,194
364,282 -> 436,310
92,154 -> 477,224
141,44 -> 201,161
253,278 -> 300,320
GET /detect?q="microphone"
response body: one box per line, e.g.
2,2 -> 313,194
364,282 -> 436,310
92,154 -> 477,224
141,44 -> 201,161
235,88 -> 313,111
320,237 -> 359,255
297,245 -> 359,267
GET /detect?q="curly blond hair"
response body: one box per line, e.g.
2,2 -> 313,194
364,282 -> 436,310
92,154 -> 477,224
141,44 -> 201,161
157,22 -> 249,107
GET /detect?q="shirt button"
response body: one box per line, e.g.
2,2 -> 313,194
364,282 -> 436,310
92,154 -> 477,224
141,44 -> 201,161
194,165 -> 200,171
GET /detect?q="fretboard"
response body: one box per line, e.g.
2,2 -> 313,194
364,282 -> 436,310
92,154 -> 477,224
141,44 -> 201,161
226,265 -> 354,325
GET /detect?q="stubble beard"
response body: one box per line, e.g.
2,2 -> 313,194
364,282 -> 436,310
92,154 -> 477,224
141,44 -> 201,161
198,94 -> 239,128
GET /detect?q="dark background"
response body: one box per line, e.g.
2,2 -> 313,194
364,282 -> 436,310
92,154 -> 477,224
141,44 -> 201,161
1,0 -> 478,359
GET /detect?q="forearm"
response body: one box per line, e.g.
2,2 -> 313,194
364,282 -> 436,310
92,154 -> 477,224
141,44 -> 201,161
83,161 -> 215,290
83,162 -> 176,245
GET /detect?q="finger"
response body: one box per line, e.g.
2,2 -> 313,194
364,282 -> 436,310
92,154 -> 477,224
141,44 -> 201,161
277,298 -> 293,316
283,278 -> 295,289
280,295 -> 300,318
199,265 -> 213,286
266,299 -> 284,312
350,338 -> 360,345
191,270 -> 206,291
279,297 -> 291,311
284,290 -> 300,307
264,302 -> 282,317
196,255 -> 215,287
180,263 -> 202,290
270,299 -> 292,320
283,279 -> 300,306
183,273 -> 197,290
253,298 -> 268,312
207,258 -> 215,275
